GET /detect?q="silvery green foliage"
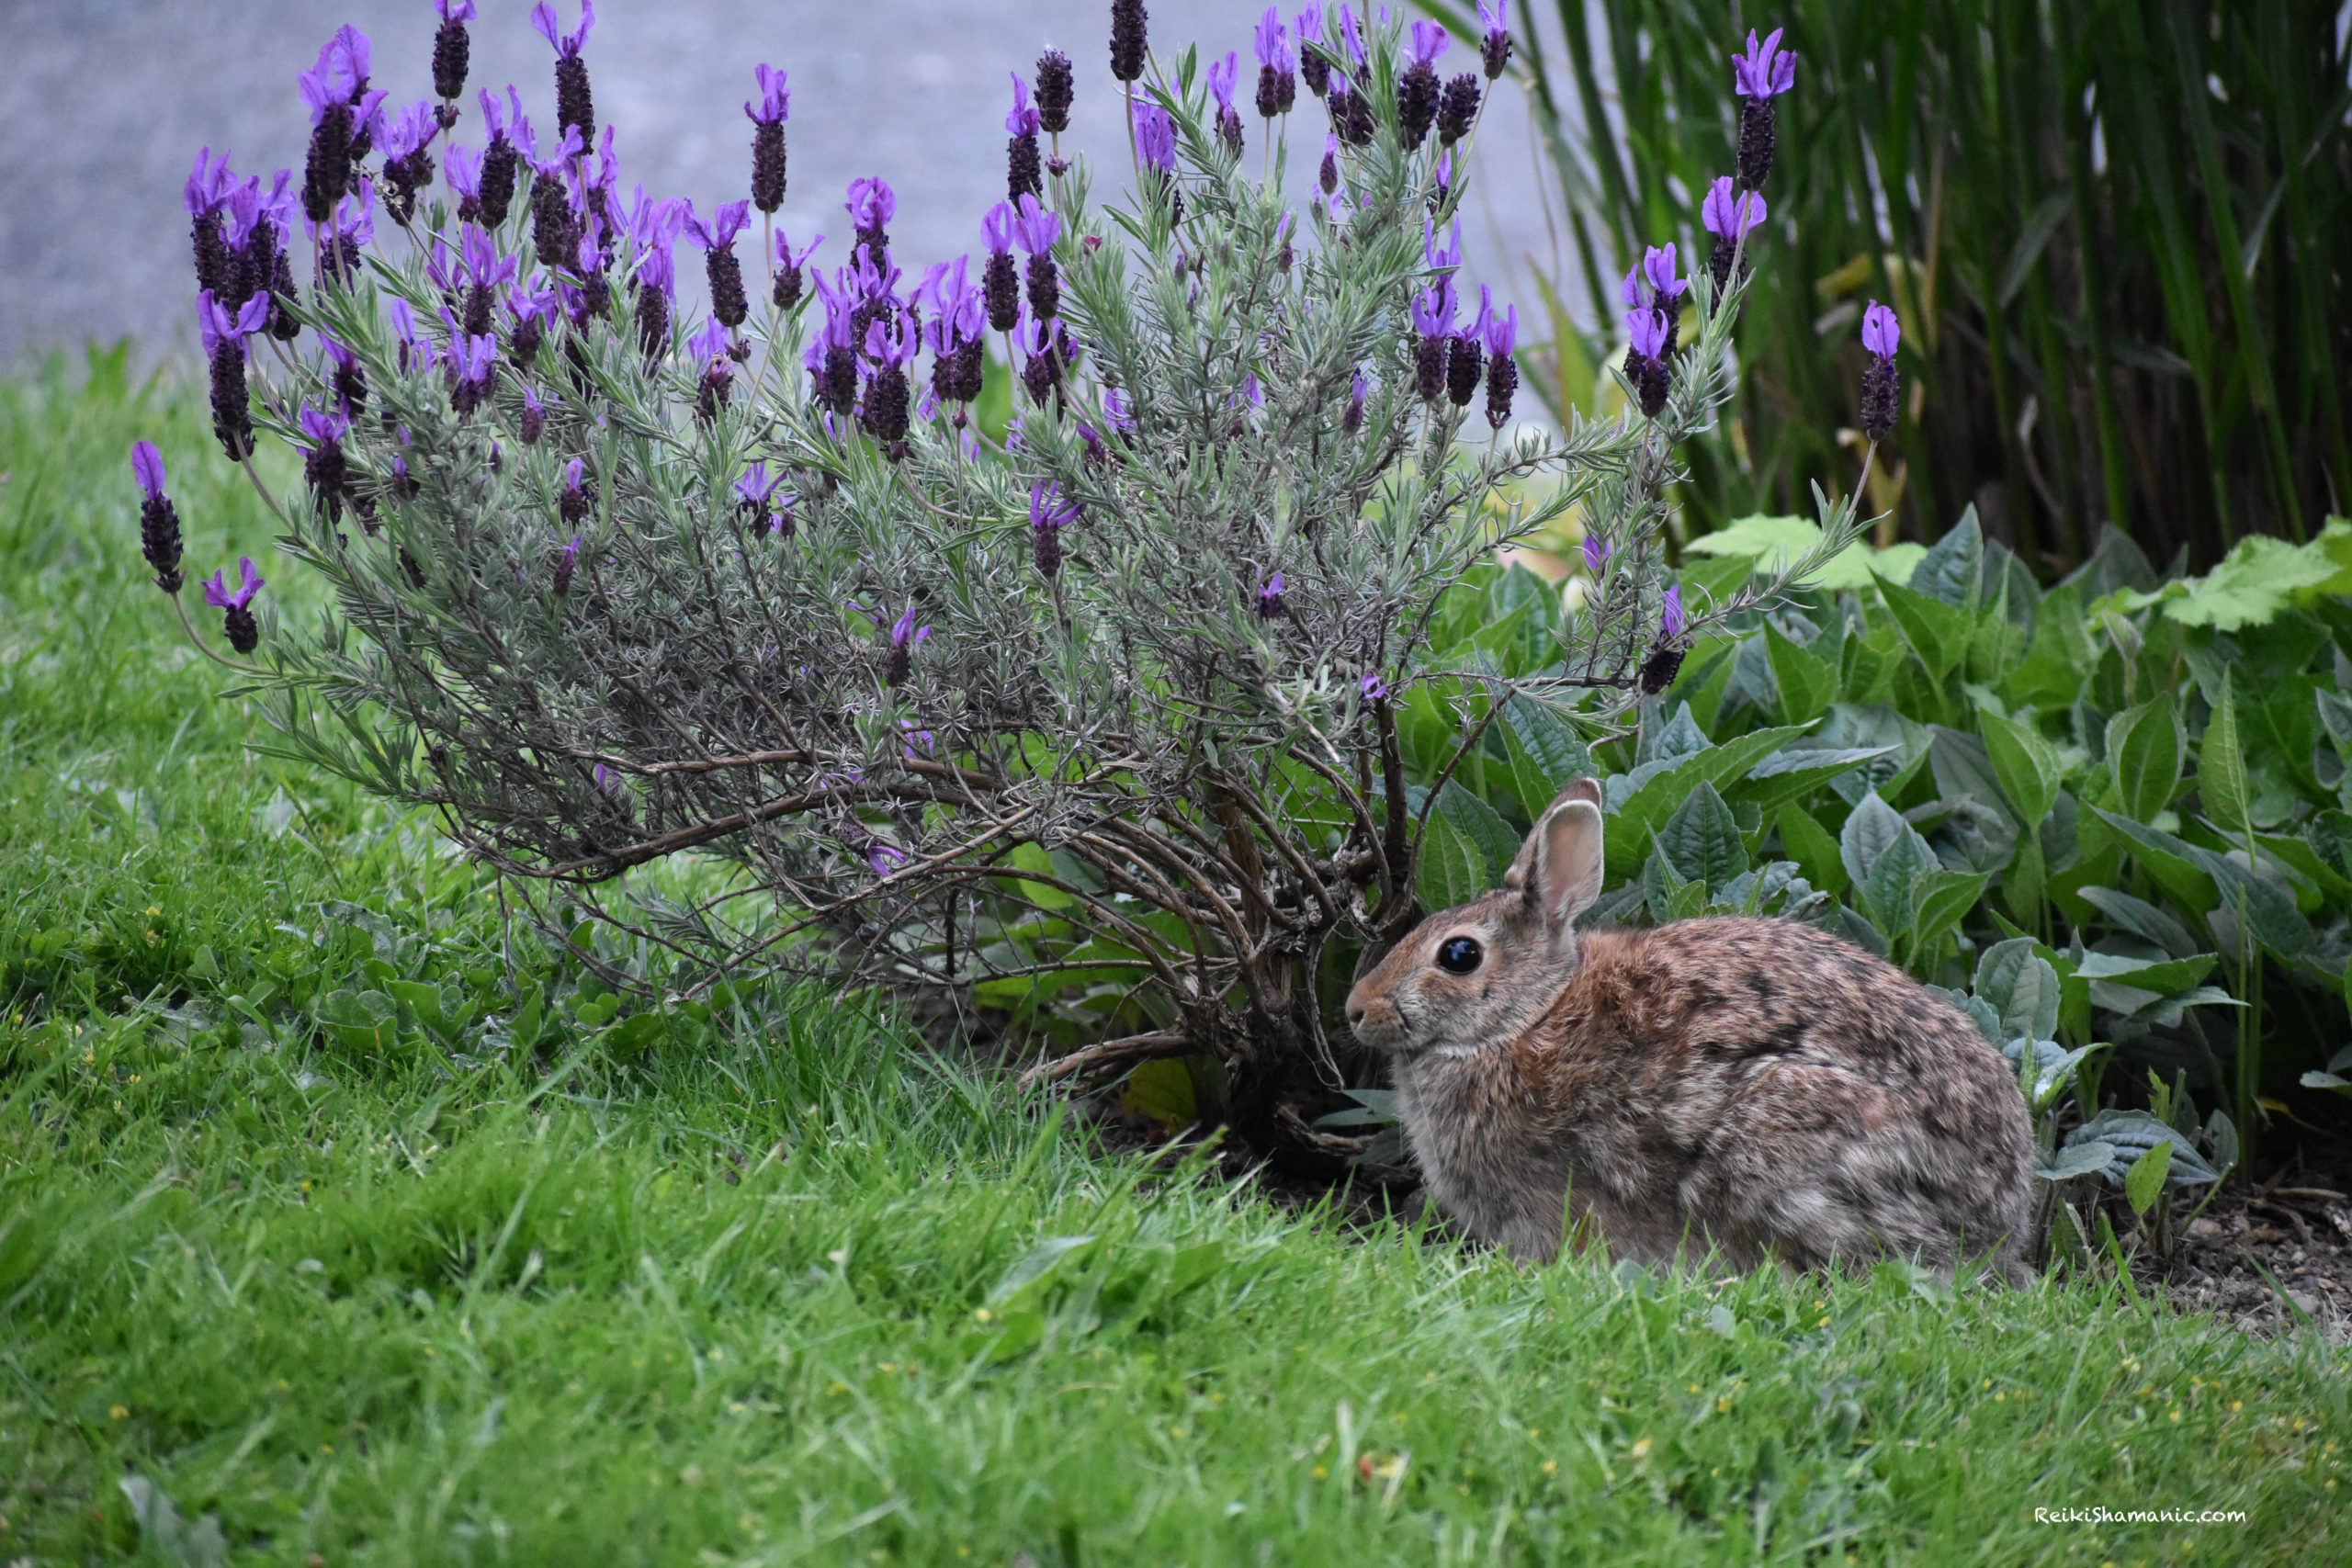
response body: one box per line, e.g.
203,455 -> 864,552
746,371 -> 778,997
214,17 -> 1841,1146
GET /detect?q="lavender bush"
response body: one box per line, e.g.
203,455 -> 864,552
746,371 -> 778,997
141,4 -> 1855,1161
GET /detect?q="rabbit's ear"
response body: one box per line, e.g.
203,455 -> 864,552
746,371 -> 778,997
1503,777 -> 1604,890
1522,797 -> 1605,929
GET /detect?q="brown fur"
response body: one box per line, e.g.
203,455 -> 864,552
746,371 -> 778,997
1345,783 -> 2035,1280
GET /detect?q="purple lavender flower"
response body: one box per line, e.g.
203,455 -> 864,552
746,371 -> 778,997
919,256 -> 987,403
1411,277 -> 1455,401
1359,671 -> 1389,702
387,296 -> 428,374
1254,570 -> 1288,619
559,456 -> 591,525
1318,130 -> 1340,196
859,316 -> 917,448
1007,74 -> 1044,200
846,176 -> 896,262
746,63 -> 791,214
1436,72 -> 1481,146
1030,479 -> 1078,578
733,460 -> 790,533
519,383 -> 548,445
1254,9 -> 1296,118
1012,195 -> 1063,321
553,534 -> 580,594
1135,102 -> 1178,177
1398,22 -> 1449,150
447,330 -> 498,414
1484,303 -> 1519,429
200,556 -> 266,653
1702,175 -> 1768,292
1581,531 -> 1610,578
311,182 -> 376,291
1109,0 -> 1148,84
1343,367 -> 1368,434
446,142 -> 484,220
532,0 -> 596,144
130,441 -> 185,592
506,273 -> 559,367
1860,299 -> 1900,444
185,149 -> 239,298
379,98 -> 439,221
773,230 -> 822,310
1033,49 -> 1074,137
864,840 -> 909,879
198,289 -> 269,458
474,86 -> 526,227
433,1 -> 475,109
1208,52 -> 1245,155
1478,1 -> 1513,78
858,604 -> 932,687
685,197 -> 752,327
1337,6 -> 1365,67
1444,287 -> 1489,409
1732,27 -> 1796,191
298,403 -> 351,519
1295,5 -> 1330,96
1623,307 -> 1670,418
691,313 -> 735,423
298,31 -> 375,225
1661,585 -> 1687,639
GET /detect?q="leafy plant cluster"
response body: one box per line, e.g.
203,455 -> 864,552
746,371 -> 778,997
1336,499 -> 2352,1247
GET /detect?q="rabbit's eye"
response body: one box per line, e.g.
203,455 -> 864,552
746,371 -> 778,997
1435,936 -> 1483,975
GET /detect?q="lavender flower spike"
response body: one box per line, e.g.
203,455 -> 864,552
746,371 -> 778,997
1135,102 -> 1178,176
1731,26 -> 1796,191
1006,73 -> 1044,200
1581,532 -> 1610,578
531,0 -> 596,144
1029,479 -> 1078,578
747,63 -> 790,213
1254,570 -> 1288,619
1478,1 -> 1513,78
1483,302 -> 1519,430
1860,299 -> 1900,444
200,556 -> 266,653
1254,8 -> 1296,118
1660,586 -> 1687,640
131,441 -> 185,593
1702,175 -> 1768,292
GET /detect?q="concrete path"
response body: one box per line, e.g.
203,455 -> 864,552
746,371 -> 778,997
0,0 -> 1565,370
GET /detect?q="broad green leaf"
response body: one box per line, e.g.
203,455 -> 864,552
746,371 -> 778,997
2040,1141 -> 2115,1181
2154,532 -> 2346,630
1876,576 -> 1971,682
1908,507 -> 1984,608
1434,783 -> 1521,884
1731,745 -> 1898,818
2092,809 -> 2222,917
2069,1109 -> 2222,1188
2315,687 -> 2352,749
1973,937 -> 2061,1043
1980,710 -> 2063,826
2074,886 -> 2201,960
1764,624 -> 1838,727
1655,782 -> 1747,887
1413,815 -> 1487,912
2199,669 -> 2252,840
1860,829 -> 1935,936
1908,870 -> 1990,964
1776,802 -> 1847,897
1928,726 -> 2019,829
1639,701 -> 1713,765
2124,1141 -> 2172,1216
1500,700 -> 1594,818
2106,701 -> 2185,821
1607,725 -> 1813,881
2004,584 -> 2098,710
1839,791 -> 1910,888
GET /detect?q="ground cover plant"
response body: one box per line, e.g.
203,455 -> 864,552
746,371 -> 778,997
3,351 -> 2346,1568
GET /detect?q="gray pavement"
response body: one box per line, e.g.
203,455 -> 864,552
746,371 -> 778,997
0,1 -> 1570,371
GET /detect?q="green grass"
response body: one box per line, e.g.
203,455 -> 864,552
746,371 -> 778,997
3,352 -> 2345,1563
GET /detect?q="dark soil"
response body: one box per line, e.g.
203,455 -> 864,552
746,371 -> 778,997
2143,1134 -> 2352,1342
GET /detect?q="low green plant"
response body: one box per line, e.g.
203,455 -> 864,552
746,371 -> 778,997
1372,502 -> 2352,1194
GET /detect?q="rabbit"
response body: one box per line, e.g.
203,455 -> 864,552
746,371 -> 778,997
1345,778 -> 2036,1282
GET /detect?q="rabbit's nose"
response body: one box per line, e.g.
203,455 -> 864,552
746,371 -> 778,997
1345,1000 -> 1367,1030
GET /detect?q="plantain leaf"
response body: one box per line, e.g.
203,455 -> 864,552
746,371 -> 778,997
1655,781 -> 1747,887
2107,701 -> 2185,821
1980,709 -> 2064,827
2199,668 -> 2252,840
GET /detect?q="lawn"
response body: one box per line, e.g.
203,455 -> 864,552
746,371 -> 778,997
2,351 -> 2342,1564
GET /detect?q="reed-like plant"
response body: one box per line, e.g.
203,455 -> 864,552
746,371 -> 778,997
1425,0 -> 2350,570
